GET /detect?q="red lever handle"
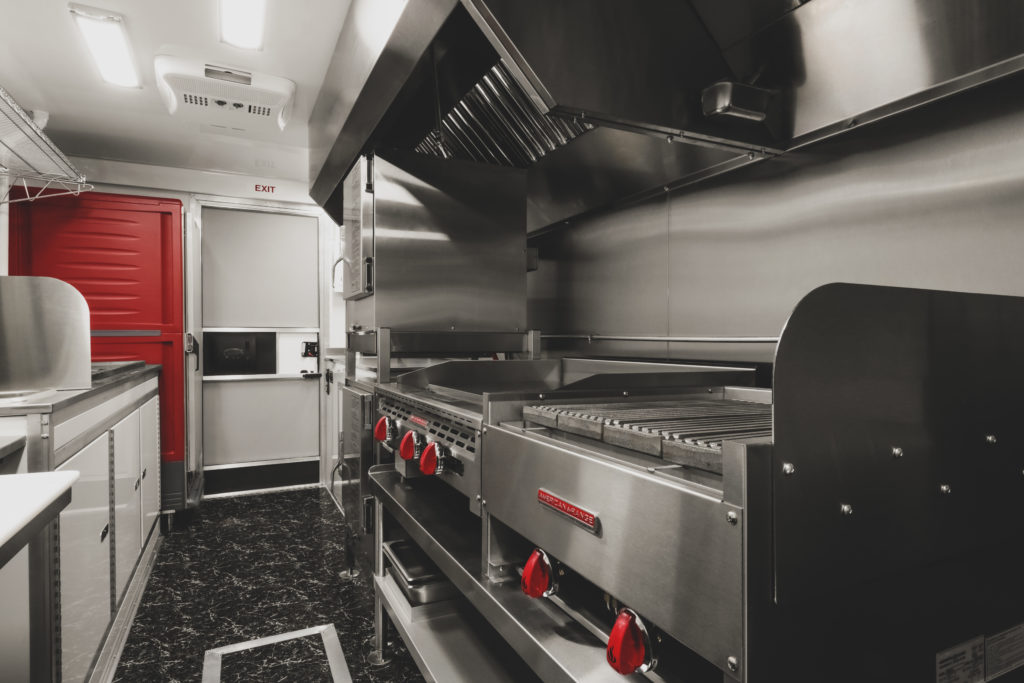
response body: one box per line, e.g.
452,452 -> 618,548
521,548 -> 554,598
420,443 -> 439,475
399,431 -> 417,461
373,416 -> 390,442
606,609 -> 654,675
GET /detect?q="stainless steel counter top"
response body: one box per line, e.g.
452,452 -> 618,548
0,362 -> 160,417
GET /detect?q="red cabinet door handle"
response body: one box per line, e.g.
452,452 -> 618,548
606,609 -> 655,675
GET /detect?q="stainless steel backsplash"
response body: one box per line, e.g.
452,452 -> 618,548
528,73 -> 1024,363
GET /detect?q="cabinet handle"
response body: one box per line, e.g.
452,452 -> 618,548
100,524 -> 109,542
142,468 -> 147,479
134,478 -> 141,491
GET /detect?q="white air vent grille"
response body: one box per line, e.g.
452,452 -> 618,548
155,55 -> 295,131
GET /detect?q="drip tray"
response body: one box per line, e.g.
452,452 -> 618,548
383,539 -> 457,606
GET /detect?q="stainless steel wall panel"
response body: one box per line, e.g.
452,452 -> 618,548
201,209 -> 319,329
348,150 -> 526,333
530,73 -> 1024,363
530,194 -> 669,360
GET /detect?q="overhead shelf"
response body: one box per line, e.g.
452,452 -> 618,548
0,85 -> 92,205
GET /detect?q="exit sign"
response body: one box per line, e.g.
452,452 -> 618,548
254,184 -> 276,193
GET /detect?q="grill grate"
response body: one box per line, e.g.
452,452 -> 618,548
523,397 -> 772,473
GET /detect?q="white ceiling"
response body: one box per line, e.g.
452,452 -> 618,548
0,0 -> 352,182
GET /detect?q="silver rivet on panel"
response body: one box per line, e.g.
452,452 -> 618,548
727,656 -> 739,672
986,435 -> 998,444
840,503 -> 854,516
782,462 -> 796,476
891,446 -> 903,458
727,511 -> 738,525
939,484 -> 952,495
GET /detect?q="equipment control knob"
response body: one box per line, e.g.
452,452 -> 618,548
419,442 -> 451,475
373,416 -> 392,442
399,431 -> 419,461
606,609 -> 656,675
521,548 -> 556,598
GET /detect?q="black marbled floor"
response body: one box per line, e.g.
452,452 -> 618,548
113,489 -> 424,683
220,634 -> 329,683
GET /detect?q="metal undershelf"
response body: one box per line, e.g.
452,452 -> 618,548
375,572 -> 538,683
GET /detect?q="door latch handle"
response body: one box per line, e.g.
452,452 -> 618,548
100,524 -> 109,543
186,332 -> 200,372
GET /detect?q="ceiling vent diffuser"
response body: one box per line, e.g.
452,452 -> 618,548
155,56 -> 295,131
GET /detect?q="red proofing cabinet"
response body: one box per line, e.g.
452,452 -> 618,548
9,192 -> 186,496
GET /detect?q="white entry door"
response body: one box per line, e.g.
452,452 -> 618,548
198,206 -> 324,492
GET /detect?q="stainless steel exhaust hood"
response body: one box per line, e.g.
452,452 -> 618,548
309,0 -> 778,223
310,0 -> 1024,231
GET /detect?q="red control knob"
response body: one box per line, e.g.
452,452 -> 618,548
521,548 -> 555,598
373,416 -> 391,442
399,431 -> 418,461
606,609 -> 655,675
420,443 -> 439,475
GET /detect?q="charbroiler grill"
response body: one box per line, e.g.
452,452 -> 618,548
369,283 -> 1024,683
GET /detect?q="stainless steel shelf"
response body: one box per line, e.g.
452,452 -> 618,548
369,467 -> 652,683
375,572 -> 537,683
0,85 -> 93,204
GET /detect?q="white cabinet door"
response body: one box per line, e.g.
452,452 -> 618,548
140,397 -> 160,542
112,410 -> 141,603
58,433 -> 112,683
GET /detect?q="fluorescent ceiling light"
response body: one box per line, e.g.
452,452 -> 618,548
69,5 -> 139,88
220,0 -> 267,50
